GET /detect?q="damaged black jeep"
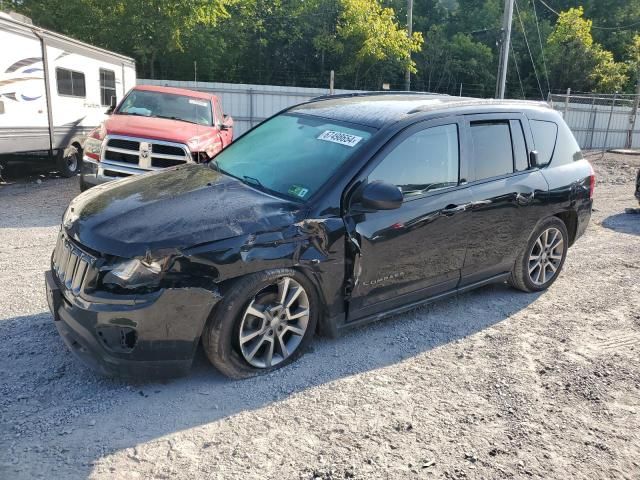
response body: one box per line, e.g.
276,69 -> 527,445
46,93 -> 594,378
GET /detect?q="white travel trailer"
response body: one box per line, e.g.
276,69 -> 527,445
0,12 -> 136,175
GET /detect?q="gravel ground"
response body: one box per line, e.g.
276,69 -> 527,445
1,153 -> 639,480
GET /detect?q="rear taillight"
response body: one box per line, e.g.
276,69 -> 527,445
588,163 -> 595,199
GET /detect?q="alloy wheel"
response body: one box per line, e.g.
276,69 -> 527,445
528,227 -> 564,286
238,277 -> 310,368
66,152 -> 79,173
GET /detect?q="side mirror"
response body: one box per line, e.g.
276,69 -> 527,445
359,181 -> 403,211
106,96 -> 117,115
529,150 -> 539,168
221,114 -> 233,130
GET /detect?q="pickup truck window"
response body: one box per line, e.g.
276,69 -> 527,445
117,90 -> 213,126
214,114 -> 373,201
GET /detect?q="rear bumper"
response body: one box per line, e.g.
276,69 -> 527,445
574,199 -> 593,243
45,270 -> 220,378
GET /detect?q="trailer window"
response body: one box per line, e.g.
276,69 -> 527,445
56,68 -> 86,97
100,69 -> 116,106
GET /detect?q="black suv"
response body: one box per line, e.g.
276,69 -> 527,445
45,94 -> 594,378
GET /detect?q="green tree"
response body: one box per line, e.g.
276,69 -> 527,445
10,0 -> 232,78
335,0 -> 423,88
546,7 -> 628,93
626,34 -> 640,91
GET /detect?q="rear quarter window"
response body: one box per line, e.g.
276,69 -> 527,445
552,120 -> 584,165
529,118 -> 583,167
529,120 -> 557,166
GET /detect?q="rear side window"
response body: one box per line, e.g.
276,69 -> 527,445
530,120 -> 558,166
369,124 -> 459,198
56,68 -> 86,97
470,121 -> 514,180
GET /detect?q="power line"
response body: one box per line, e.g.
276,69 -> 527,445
514,0 -> 544,100
536,0 -> 559,16
531,0 -> 551,95
510,41 -> 526,99
536,0 -> 640,31
591,20 -> 640,31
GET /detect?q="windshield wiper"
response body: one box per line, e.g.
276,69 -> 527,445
242,175 -> 264,188
152,114 -> 202,125
117,111 -> 147,117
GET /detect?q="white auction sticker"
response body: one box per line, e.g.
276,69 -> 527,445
189,99 -> 208,107
317,130 -> 363,147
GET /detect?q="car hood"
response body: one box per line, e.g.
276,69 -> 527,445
104,114 -> 210,148
63,165 -> 301,258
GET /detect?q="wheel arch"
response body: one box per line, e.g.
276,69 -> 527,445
213,264 -> 334,337
554,210 -> 578,246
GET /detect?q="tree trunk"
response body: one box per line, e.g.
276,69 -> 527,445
150,49 -> 157,79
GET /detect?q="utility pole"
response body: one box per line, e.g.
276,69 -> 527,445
627,74 -> 640,148
329,70 -> 335,96
495,0 -> 515,99
404,0 -> 413,91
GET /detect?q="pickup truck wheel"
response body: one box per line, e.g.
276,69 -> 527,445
510,217 -> 569,293
202,269 -> 318,379
57,147 -> 80,178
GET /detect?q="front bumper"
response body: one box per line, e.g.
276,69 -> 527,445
45,270 -> 220,377
80,156 -> 156,187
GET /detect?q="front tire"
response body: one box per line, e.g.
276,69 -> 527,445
202,269 -> 318,379
57,147 -> 80,178
510,217 -> 569,292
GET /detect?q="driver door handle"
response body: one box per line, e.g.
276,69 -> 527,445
515,192 -> 535,206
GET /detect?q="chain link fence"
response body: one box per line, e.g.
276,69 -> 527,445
548,91 -> 640,152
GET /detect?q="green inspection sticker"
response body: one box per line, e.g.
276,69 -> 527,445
288,185 -> 310,198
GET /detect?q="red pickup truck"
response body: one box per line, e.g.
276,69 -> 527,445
80,85 -> 233,190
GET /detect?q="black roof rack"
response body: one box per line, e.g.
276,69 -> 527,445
309,90 -> 449,102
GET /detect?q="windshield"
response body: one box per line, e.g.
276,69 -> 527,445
214,114 -> 373,201
116,90 -> 213,126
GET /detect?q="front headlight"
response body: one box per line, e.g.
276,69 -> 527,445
103,258 -> 164,290
84,136 -> 103,161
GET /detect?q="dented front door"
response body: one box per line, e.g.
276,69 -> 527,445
344,118 -> 473,321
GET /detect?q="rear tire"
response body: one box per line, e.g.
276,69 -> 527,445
202,269 -> 318,379
57,147 -> 80,178
510,217 -> 569,293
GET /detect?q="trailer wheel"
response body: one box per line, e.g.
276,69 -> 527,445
57,147 -> 80,178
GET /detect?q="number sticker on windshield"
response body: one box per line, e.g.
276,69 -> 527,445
317,130 -> 363,147
288,185 -> 309,198
189,99 -> 208,107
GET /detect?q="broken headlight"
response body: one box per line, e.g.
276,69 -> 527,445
102,258 -> 165,290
